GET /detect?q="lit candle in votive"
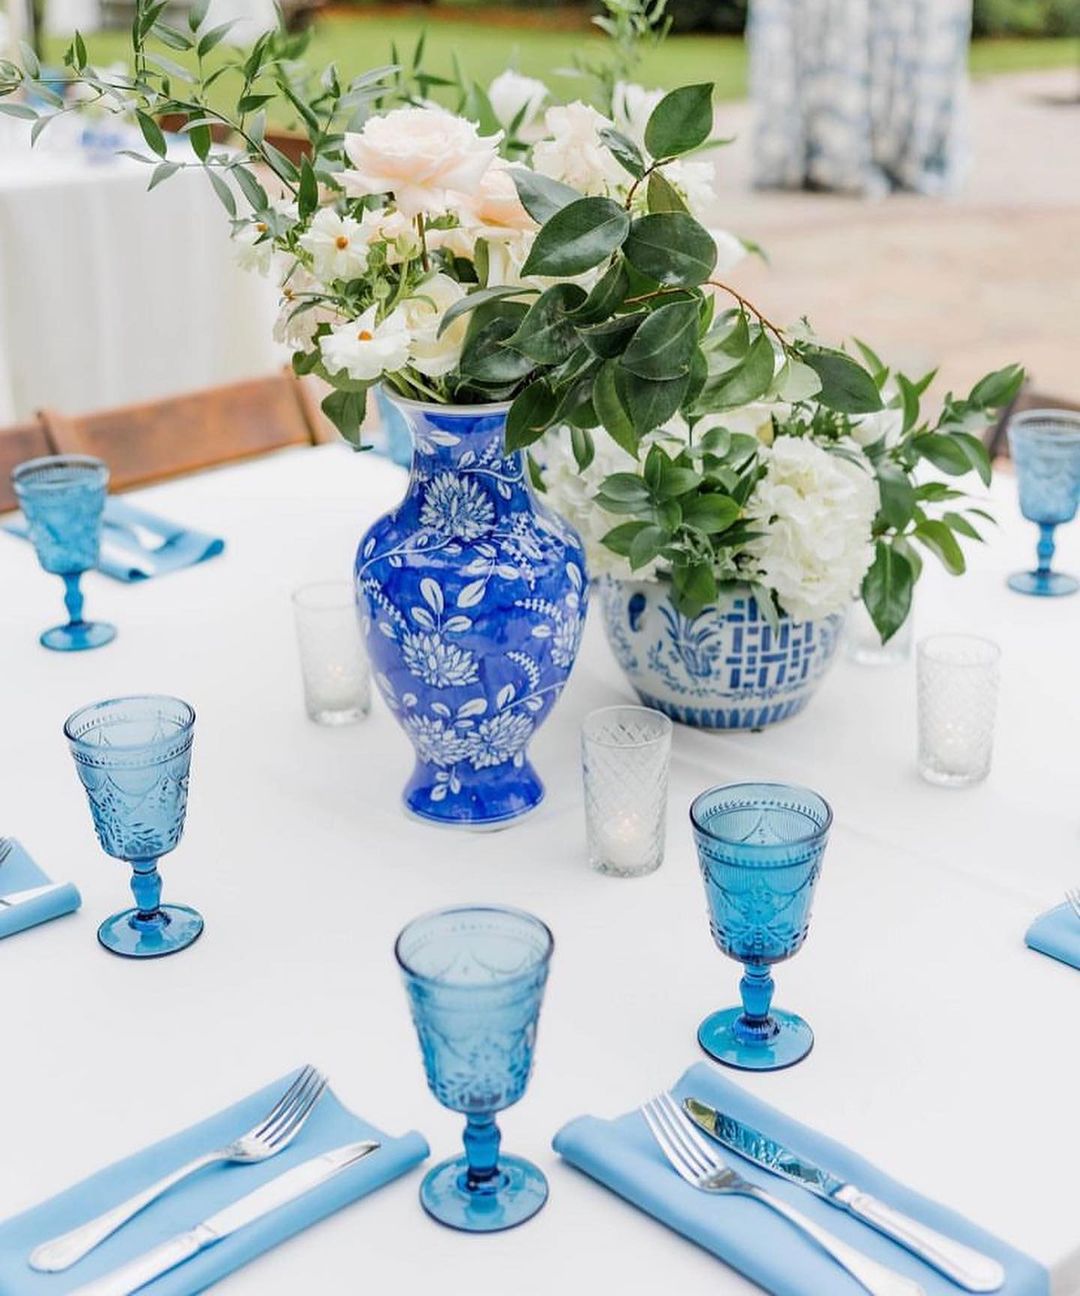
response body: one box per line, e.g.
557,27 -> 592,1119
596,813 -> 648,872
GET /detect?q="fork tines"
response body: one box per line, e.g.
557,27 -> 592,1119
641,1092 -> 721,1185
257,1065 -> 328,1148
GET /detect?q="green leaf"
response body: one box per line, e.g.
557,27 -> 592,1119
262,141 -> 299,184
570,423 -> 595,471
521,198 -> 630,278
646,169 -> 688,214
196,21 -> 233,55
506,284 -> 586,365
297,154 -> 318,219
913,432 -> 975,477
570,259 -> 629,325
914,519 -> 966,575
459,318 -> 535,385
597,472 -> 652,503
581,312 -> 645,360
861,541 -> 914,642
506,382 -> 557,451
644,83 -> 714,159
74,31 -> 88,67
621,300 -> 699,381
943,511 -> 984,541
852,336 -> 887,385
232,164 -> 268,214
438,286 -> 535,338
237,92 -> 274,114
694,329 -> 775,412
19,41 -> 40,77
615,367 -> 690,434
136,109 -> 167,159
321,387 -> 368,446
655,463 -> 701,500
801,347 -> 882,413
509,168 -> 581,224
950,431 -> 993,486
148,160 -> 180,189
594,360 -> 638,457
774,358 -> 821,403
969,363 -> 1024,410
599,127 -> 645,179
0,103 -> 38,120
896,372 -> 921,434
601,520 -> 651,557
629,524 -> 667,570
874,460 -> 916,532
623,212 -> 717,287
151,21 -> 194,49
188,123 -> 211,162
671,560 -> 717,614
681,494 -> 741,534
206,167 -> 236,217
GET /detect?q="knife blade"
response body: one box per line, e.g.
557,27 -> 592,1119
69,1140 -> 380,1296
683,1098 -> 1004,1293
0,883 -> 65,907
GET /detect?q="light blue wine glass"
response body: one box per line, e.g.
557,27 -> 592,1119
64,695 -> 204,958
12,455 -> 117,651
690,782 -> 831,1072
396,905 -> 553,1232
1007,409 -> 1080,597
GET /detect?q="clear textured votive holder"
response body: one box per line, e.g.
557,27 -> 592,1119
292,581 -> 371,726
845,600 -> 913,667
582,705 -> 672,877
917,634 -> 1000,787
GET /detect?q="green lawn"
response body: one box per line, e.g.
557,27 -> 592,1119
43,15 -> 1079,109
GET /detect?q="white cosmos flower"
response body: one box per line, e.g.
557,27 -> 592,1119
613,81 -> 664,150
232,222 -> 273,276
297,208 -> 369,283
745,436 -> 879,623
532,102 -> 626,196
273,265 -> 336,348
319,305 -> 411,383
488,70 -> 548,135
341,106 -> 502,218
402,274 -> 470,379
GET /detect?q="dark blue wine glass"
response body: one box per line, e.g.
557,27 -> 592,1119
690,782 -> 831,1072
1007,409 -> 1080,597
64,695 -> 204,958
396,905 -> 553,1232
12,455 -> 116,651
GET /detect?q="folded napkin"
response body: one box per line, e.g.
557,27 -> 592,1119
0,1070 -> 429,1294
4,499 -> 224,582
0,839 -> 81,942
554,1062 -> 1047,1296
1025,903 -> 1080,970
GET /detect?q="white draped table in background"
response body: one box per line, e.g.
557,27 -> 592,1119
2,447 -> 1079,1295
0,125 -> 283,423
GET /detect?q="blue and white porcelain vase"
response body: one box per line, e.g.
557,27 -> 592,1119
599,577 -> 845,731
356,395 -> 588,828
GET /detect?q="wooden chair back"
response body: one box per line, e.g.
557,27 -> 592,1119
0,417 -> 54,513
41,370 -> 334,492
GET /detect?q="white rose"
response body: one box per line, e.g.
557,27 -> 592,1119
532,102 -> 626,197
745,436 -> 879,623
612,81 -> 664,151
341,106 -> 502,218
319,305 -> 411,383
849,407 -> 904,449
488,70 -> 548,135
297,208 -> 369,283
402,274 -> 469,379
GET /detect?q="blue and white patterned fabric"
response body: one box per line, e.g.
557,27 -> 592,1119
600,578 -> 845,730
748,0 -> 972,196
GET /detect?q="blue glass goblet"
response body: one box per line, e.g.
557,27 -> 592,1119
396,905 -> 553,1233
12,455 -> 117,651
1006,409 -> 1080,597
64,695 -> 204,959
690,782 -> 831,1072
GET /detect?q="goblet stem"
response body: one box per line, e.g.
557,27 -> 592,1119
462,1114 -> 502,1190
129,858 -> 165,926
735,963 -> 779,1045
62,572 -> 86,626
1036,523 -> 1057,578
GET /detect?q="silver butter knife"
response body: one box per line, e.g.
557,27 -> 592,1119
69,1140 -> 380,1296
684,1098 -> 1004,1293
0,883 -> 65,908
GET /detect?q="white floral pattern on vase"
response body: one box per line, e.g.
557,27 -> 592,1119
599,577 -> 845,730
357,396 -> 587,827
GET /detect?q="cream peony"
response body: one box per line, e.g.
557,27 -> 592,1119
613,81 -> 664,151
341,107 -> 502,218
402,274 -> 470,378
745,436 -> 879,622
531,102 -> 627,197
488,70 -> 548,135
297,208 -> 369,283
320,305 -> 411,382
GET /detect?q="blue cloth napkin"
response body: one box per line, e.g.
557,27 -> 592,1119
0,839 -> 80,942
553,1061 -> 1047,1296
1025,903 -> 1080,970
0,1071 -> 429,1294
4,499 -> 224,582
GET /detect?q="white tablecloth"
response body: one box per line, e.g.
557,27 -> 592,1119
2,446 -> 1078,1296
0,125 -> 283,422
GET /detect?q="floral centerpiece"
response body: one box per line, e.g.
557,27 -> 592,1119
0,0 -> 1022,773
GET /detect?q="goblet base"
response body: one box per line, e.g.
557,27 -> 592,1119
40,620 -> 116,652
1007,569 -> 1078,597
697,1006 -> 814,1072
97,904 -> 204,958
419,1153 -> 548,1232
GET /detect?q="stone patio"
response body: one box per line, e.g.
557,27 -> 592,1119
710,69 -> 1080,404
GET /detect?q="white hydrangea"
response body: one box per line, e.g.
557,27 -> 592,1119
531,102 -> 626,196
612,81 -> 664,150
745,436 -> 879,623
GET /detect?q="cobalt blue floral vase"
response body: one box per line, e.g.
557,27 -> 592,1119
356,395 -> 588,828
599,577 -> 845,731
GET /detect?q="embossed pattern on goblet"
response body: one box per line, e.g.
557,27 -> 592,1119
690,783 -> 831,1072
396,906 -> 552,1232
1007,410 -> 1080,597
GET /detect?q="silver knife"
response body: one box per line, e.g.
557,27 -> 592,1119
0,883 -> 65,907
683,1098 -> 1004,1293
69,1140 -> 380,1296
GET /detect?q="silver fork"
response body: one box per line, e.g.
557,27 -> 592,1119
641,1093 -> 924,1296
1065,888 -> 1080,923
30,1065 -> 329,1273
